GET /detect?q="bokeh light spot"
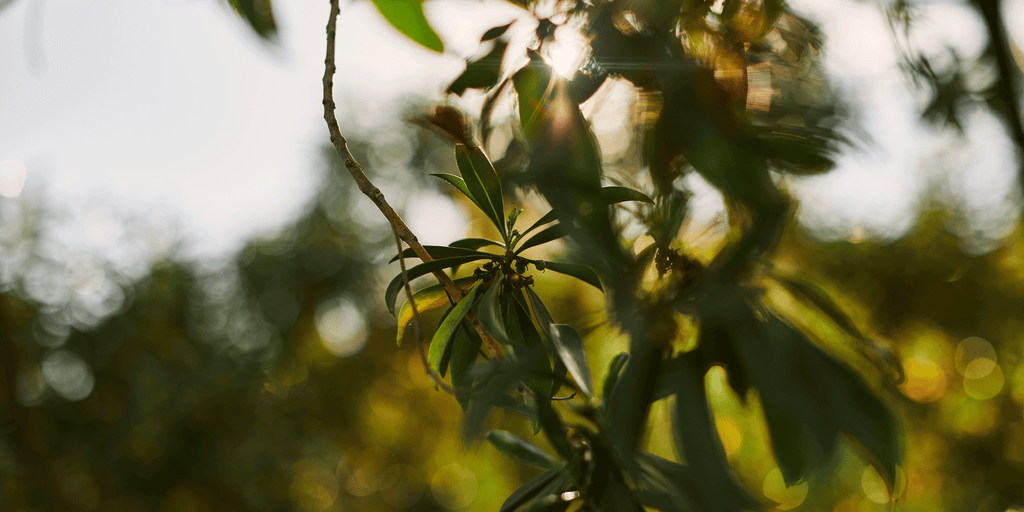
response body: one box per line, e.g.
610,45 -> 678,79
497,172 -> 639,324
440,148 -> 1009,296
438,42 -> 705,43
546,26 -> 588,78
41,350 -> 95,401
290,458 -> 340,511
762,468 -> 808,510
900,355 -> 947,402
955,337 -> 997,378
64,256 -> 106,295
431,463 -> 478,510
316,298 -> 369,357
964,364 -> 1004,400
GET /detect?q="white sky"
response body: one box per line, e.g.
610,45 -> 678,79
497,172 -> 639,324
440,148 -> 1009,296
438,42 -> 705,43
0,0 -> 1021,258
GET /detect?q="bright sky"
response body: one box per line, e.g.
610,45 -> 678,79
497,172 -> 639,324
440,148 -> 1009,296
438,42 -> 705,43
0,0 -> 1021,258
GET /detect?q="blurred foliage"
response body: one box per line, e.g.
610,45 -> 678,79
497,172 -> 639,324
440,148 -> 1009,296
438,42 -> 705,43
3,0 -> 1024,511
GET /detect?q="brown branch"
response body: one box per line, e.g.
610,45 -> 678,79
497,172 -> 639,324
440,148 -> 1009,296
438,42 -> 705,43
322,0 -> 503,360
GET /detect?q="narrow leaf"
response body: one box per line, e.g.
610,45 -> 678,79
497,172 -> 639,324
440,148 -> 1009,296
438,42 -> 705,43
772,273 -> 866,340
669,353 -> 761,512
500,468 -> 563,512
451,321 -> 483,411
448,40 -> 507,96
538,260 -> 603,291
449,237 -> 506,250
535,396 -> 577,469
548,325 -> 593,397
431,173 -> 483,210
515,224 -> 567,255
385,255 -> 490,314
456,144 -> 506,237
390,245 -> 498,263
396,276 -> 476,345
369,0 -> 444,53
486,430 -> 560,469
478,273 -> 510,345
520,210 -> 559,239
227,0 -> 277,39
428,282 -> 484,374
601,186 -> 654,204
602,353 -> 628,410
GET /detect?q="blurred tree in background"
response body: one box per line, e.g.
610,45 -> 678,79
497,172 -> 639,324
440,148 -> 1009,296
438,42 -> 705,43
1,0 -> 1023,511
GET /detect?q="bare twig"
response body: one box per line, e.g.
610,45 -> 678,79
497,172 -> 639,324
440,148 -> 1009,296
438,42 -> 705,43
322,0 -> 503,360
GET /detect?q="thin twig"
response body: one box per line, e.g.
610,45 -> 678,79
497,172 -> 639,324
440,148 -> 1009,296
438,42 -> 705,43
391,226 -> 455,393
322,0 -> 504,360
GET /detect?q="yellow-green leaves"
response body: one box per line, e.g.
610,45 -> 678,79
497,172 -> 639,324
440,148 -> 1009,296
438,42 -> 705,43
396,277 -> 476,346
369,0 -> 444,53
428,282 -> 483,374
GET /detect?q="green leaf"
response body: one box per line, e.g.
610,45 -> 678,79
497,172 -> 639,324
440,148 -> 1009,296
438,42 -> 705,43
538,261 -> 603,291
396,276 -> 477,345
456,145 -> 507,238
515,224 -> 567,255
636,453 -> 705,512
606,327 -> 664,468
523,286 -> 555,330
507,290 -> 555,401
507,208 -> 522,232
527,285 -> 592,396
431,173 -> 483,209
599,353 -> 629,427
500,467 -> 563,512
385,255 -> 491,314
368,0 -> 444,53
486,430 -> 560,469
436,306 -> 456,377
451,321 -> 483,411
548,325 -> 592,398
478,273 -> 510,345
520,210 -> 559,240
535,396 -> 577,471
428,282 -> 484,375
449,237 -> 506,250
464,352 -> 542,441
601,186 -> 654,204
227,0 -> 277,39
481,22 -> 514,41
668,353 -> 761,512
448,40 -> 507,96
390,245 -> 499,263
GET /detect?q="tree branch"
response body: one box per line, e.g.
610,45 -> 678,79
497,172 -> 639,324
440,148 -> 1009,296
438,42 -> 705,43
322,0 -> 503,360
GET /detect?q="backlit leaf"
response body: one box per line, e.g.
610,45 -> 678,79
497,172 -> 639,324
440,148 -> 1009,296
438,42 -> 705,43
456,144 -> 507,238
369,0 -> 444,53
537,261 -> 603,291
396,276 -> 476,345
385,255 -> 491,315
